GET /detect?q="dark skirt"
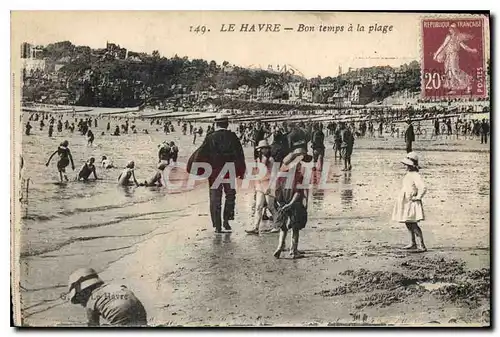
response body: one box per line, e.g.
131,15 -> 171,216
57,158 -> 70,171
275,201 -> 307,230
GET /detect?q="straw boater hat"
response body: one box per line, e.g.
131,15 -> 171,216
282,147 -> 313,170
256,139 -> 270,149
214,113 -> 229,122
401,152 -> 420,169
67,268 -> 103,304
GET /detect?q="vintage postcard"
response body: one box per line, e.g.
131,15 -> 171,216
11,11 -> 490,327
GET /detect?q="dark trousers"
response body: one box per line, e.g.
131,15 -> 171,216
209,180 -> 236,230
481,133 -> 488,144
406,141 -> 413,153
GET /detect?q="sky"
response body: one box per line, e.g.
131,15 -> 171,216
11,11 -> 490,78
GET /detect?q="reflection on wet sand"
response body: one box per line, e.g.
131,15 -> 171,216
340,172 -> 353,209
212,233 -> 232,246
121,186 -> 136,198
311,187 -> 325,212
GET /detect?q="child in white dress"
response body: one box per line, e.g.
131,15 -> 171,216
392,152 -> 427,252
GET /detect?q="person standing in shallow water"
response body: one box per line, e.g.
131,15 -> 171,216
87,129 -> 95,146
341,125 -> 354,171
392,152 -> 427,252
46,140 -> 75,182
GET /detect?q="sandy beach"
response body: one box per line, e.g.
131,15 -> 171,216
18,114 -> 490,327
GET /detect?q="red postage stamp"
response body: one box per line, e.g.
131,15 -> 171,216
421,17 -> 486,98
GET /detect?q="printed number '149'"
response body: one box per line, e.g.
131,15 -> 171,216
424,72 -> 442,90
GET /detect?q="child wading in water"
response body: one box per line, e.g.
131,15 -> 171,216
392,152 -> 427,252
46,140 -> 75,182
273,146 -> 311,259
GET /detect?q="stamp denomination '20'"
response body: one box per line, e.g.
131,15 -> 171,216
421,18 -> 486,98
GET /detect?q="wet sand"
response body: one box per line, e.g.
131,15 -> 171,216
19,119 -> 490,327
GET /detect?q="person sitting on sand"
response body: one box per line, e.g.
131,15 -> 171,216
118,161 -> 139,186
141,162 -> 168,187
311,122 -> 325,170
77,157 -> 99,181
392,152 -> 427,252
67,268 -> 147,327
113,126 -> 120,136
101,156 -> 114,169
273,147 -> 311,259
46,140 -> 75,182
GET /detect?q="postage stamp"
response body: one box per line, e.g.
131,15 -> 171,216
421,17 -> 486,99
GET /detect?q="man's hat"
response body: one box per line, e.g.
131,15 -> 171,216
67,268 -> 103,304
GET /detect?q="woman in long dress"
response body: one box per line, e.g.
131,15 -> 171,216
433,23 -> 478,94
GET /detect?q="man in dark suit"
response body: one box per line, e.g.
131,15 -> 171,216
480,119 -> 490,144
405,119 -> 415,153
188,114 -> 246,233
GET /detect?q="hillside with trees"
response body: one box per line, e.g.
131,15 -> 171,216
22,41 -> 423,108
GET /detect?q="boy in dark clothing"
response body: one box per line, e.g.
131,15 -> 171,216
341,126 -> 354,171
311,123 -> 325,170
